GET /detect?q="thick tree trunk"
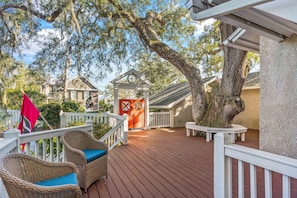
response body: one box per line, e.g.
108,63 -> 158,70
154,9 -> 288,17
143,42 -> 207,123
199,23 -> 247,127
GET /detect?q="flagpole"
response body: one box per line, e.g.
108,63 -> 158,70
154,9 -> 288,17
20,89 -> 53,130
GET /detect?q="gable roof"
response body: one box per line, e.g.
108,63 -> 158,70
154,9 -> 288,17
243,71 -> 260,90
149,76 -> 219,109
67,76 -> 98,91
110,69 -> 151,90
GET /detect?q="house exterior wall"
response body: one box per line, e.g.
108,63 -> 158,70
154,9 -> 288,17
41,77 -> 99,110
260,35 -> 297,159
233,88 -> 259,130
172,95 -> 194,127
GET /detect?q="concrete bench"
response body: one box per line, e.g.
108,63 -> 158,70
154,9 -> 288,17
185,122 -> 247,143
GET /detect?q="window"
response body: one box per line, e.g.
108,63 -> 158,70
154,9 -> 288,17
71,91 -> 77,99
84,91 -> 89,100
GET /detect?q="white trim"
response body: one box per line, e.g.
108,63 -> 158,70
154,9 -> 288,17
67,88 -> 98,91
223,28 -> 260,53
110,69 -> 152,86
218,15 -> 284,41
188,0 -> 272,21
242,85 -> 260,90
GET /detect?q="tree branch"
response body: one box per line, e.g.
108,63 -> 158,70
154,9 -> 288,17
0,3 -> 66,23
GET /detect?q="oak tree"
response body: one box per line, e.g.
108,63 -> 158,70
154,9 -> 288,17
0,0 -> 255,127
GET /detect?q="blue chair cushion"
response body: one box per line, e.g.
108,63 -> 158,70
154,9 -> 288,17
35,172 -> 78,186
82,149 -> 106,163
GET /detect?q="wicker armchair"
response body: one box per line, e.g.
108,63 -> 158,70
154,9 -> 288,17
0,153 -> 82,198
62,130 -> 108,192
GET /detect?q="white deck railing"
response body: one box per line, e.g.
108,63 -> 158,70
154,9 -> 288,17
0,124 -> 95,198
214,133 -> 297,198
0,113 -> 127,198
100,113 -> 128,150
60,111 -> 109,127
0,124 -> 94,162
149,112 -> 171,128
59,112 -> 128,150
0,114 -> 128,159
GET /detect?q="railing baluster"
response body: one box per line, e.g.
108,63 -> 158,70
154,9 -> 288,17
238,160 -> 244,198
264,169 -> 272,198
282,175 -> 290,198
226,156 -> 232,197
34,141 -> 39,158
56,137 -> 61,162
250,164 -> 257,198
42,139 -> 46,160
50,138 -> 53,162
149,112 -> 170,128
26,142 -> 30,155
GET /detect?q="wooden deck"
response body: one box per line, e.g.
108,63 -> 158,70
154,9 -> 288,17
83,127 -> 296,198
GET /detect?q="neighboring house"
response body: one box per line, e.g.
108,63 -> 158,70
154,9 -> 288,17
150,73 -> 260,129
149,77 -> 220,127
233,72 -> 260,130
42,76 -> 100,111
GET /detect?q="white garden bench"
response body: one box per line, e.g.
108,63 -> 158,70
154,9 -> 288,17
185,122 -> 247,143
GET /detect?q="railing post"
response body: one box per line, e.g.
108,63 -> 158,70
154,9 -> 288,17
4,128 -> 20,153
86,120 -> 94,136
122,114 -> 128,145
59,110 -> 65,128
214,132 -> 232,198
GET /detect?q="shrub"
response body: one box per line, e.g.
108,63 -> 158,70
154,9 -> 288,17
67,120 -> 86,127
38,103 -> 61,129
93,122 -> 112,140
62,101 -> 85,112
66,119 -> 111,140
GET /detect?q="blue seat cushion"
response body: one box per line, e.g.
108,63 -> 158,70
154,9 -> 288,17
82,149 -> 106,163
35,172 -> 78,186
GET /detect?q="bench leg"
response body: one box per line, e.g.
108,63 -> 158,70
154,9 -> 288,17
186,128 -> 190,136
206,132 -> 210,142
241,133 -> 246,141
193,130 -> 197,136
230,134 -> 235,143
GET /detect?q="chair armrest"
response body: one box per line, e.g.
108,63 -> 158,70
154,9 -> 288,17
84,133 -> 108,152
63,140 -> 87,165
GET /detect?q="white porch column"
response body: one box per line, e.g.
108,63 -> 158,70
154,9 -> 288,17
113,86 -> 119,115
260,35 -> 297,158
122,114 -> 129,144
170,109 -> 174,127
144,90 -> 150,129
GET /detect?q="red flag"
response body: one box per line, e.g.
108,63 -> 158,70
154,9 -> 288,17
18,93 -> 40,151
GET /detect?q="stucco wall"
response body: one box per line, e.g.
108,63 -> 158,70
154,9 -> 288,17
233,88 -> 259,130
172,95 -> 193,127
260,35 -> 297,159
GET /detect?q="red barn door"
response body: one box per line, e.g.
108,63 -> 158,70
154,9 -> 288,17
119,99 -> 144,129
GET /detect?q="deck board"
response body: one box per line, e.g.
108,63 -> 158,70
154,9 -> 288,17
82,127 -> 296,198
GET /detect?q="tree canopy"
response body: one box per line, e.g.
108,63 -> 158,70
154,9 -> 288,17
1,1 -> 214,81
0,0 -> 259,127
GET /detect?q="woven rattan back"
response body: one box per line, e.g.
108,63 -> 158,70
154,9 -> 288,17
63,130 -> 87,150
